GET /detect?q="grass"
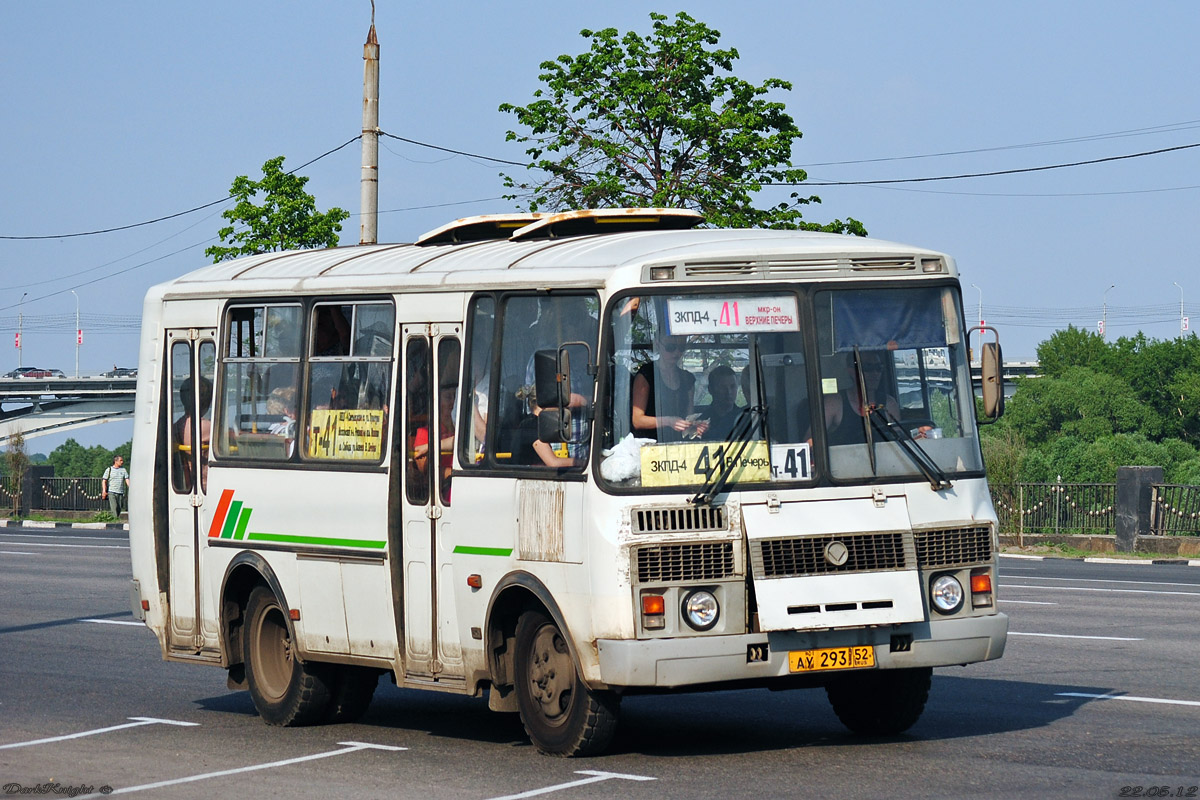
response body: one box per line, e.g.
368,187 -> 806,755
1003,542 -> 1190,560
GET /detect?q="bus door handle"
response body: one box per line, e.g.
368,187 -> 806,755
426,505 -> 442,520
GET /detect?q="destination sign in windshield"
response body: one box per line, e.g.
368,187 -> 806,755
666,295 -> 799,335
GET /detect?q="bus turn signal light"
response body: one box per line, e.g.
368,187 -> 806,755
970,571 -> 994,608
467,574 -> 483,589
642,594 -> 666,630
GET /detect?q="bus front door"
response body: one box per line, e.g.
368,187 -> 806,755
398,324 -> 464,683
164,329 -> 217,654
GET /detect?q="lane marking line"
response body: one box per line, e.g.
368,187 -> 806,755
0,540 -> 128,550
1057,692 -> 1200,708
80,741 -> 407,797
999,554 -> 1045,561
1009,631 -> 1142,641
1001,584 -> 1200,597
82,619 -> 143,626
1,532 -> 127,542
0,551 -> 36,555
999,599 -> 1058,605
0,717 -> 198,750
1008,575 -> 1200,589
487,770 -> 657,800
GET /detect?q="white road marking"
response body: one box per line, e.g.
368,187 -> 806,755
82,618 -> 143,626
0,550 -> 36,555
1057,692 -> 1200,708
0,540 -> 127,550
999,554 -> 1045,561
1002,583 -> 1200,597
999,599 -> 1057,605
1008,575 -> 1200,588
487,771 -> 656,800
1,532 -> 126,542
1009,631 -> 1142,641
0,717 -> 198,750
80,741 -> 406,797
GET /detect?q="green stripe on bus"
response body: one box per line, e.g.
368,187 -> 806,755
233,507 -> 253,541
245,532 -> 386,549
221,501 -> 243,539
452,545 -> 513,557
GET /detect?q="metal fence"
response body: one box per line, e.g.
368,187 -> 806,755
990,482 -> 1116,536
1151,484 -> 1200,536
37,477 -> 107,512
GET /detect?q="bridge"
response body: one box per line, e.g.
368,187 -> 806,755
0,377 -> 137,445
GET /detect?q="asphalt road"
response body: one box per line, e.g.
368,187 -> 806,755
2,525 -> 1198,799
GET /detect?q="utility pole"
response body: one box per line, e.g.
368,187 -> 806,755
71,289 -> 80,377
1101,284 -> 1115,340
359,3 -> 380,245
1174,281 -> 1186,337
970,283 -> 983,327
17,292 -> 27,368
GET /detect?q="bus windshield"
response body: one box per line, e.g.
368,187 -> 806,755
599,286 -> 983,492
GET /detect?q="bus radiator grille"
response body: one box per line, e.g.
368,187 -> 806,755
913,526 -> 993,568
633,505 -> 726,534
635,541 -> 735,584
751,532 -> 912,578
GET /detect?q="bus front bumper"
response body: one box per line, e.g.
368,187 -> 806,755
595,612 -> 1007,688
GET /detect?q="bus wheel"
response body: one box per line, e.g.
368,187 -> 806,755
513,610 -> 619,756
324,666 -> 379,723
825,666 -> 932,736
243,586 -> 331,726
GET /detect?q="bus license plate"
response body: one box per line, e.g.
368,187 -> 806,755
788,645 -> 875,673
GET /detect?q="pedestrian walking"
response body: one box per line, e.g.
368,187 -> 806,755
101,455 -> 129,517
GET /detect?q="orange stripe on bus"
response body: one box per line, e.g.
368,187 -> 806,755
208,489 -> 235,538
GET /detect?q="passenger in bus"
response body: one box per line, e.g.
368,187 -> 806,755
266,386 -> 297,457
631,334 -> 701,442
820,353 -> 901,446
527,399 -> 589,467
698,366 -> 745,441
174,376 -> 213,489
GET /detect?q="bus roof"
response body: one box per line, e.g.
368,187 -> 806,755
160,218 -> 954,299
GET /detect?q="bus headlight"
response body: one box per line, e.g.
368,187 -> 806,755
930,574 -> 964,614
681,590 -> 720,631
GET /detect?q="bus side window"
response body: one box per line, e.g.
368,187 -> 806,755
461,295 -> 495,466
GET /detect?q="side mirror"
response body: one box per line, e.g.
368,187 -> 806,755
537,407 -> 572,444
534,348 -> 571,411
979,339 -> 1005,422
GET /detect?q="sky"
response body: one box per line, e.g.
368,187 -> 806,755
3,1 -> 1198,452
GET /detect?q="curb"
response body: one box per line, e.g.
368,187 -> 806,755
1000,552 -> 1200,567
0,519 -> 129,531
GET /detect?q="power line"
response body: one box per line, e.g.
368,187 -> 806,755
378,131 -> 525,166
0,137 -> 362,241
775,142 -> 1200,186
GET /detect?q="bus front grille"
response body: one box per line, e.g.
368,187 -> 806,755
635,542 -> 735,584
751,532 -> 911,578
633,505 -> 726,534
914,526 -> 993,568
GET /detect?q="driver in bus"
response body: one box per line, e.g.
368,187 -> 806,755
698,365 -> 744,441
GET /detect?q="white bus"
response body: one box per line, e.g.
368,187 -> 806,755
128,208 -> 1008,756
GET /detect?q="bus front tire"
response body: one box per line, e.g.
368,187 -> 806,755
825,666 -> 932,736
513,610 -> 619,757
243,585 -> 332,726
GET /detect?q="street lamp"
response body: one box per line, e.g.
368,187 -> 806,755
71,289 -> 80,377
970,283 -> 983,328
1174,281 -> 1185,337
17,292 -> 27,368
1102,284 -> 1115,340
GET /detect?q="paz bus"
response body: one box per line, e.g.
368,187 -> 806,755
127,208 -> 1008,756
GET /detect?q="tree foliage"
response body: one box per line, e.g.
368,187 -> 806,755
206,156 -> 349,263
499,12 -> 866,233
43,438 -> 131,479
986,330 -> 1200,484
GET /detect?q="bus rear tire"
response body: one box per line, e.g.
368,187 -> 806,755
243,585 -> 332,726
825,666 -> 932,736
513,610 -> 619,757
324,666 -> 379,723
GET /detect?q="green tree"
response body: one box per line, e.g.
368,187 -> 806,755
206,156 -> 349,263
4,430 -> 31,516
999,367 -> 1157,447
1035,325 -> 1108,377
499,11 -> 866,233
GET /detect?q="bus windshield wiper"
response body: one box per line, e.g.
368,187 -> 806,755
866,406 -> 951,491
852,348 -> 877,477
692,341 -> 768,506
